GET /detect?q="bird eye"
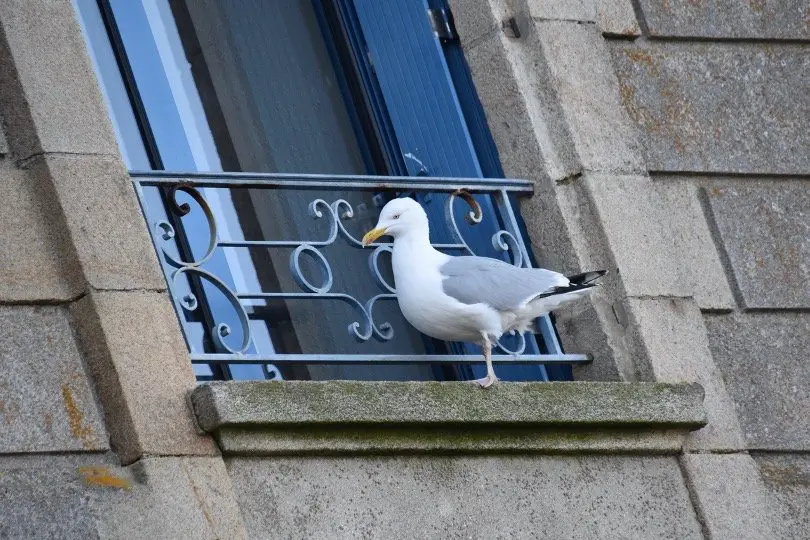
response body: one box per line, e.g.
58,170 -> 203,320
393,214 -> 400,219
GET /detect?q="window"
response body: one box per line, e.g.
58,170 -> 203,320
74,0 -> 582,382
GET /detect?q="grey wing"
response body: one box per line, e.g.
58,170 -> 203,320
439,256 -> 568,311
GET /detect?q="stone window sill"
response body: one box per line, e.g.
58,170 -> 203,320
190,381 -> 706,455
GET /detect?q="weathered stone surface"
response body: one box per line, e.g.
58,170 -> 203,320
754,453 -> 810,540
681,453 -> 775,540
215,425 -> 691,455
529,0 -> 596,21
228,455 -> 703,539
71,290 -> 218,464
100,456 -> 247,540
461,25 -> 591,274
611,41 -> 810,174
0,0 -> 118,160
0,164 -> 83,301
535,21 -> 645,173
462,22 -> 581,183
706,184 -> 810,309
0,454 -> 246,540
192,380 -> 707,428
455,21 -> 586,273
448,0 -> 505,45
584,173 -> 691,298
192,380 -> 705,454
0,305 -> 107,453
655,180 -> 735,310
0,455 -> 102,539
626,298 -> 744,450
704,312 -> 810,450
0,113 -> 9,155
554,282 -> 630,382
596,0 -> 641,36
638,0 -> 810,40
30,154 -> 166,292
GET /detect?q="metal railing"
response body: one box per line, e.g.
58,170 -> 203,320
131,171 -> 591,372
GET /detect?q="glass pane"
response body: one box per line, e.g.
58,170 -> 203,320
178,0 -> 368,174
106,0 -> 440,380
73,0 -> 151,169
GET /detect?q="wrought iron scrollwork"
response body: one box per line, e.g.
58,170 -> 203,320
153,184 -> 536,356
132,171 -> 593,368
444,189 -> 524,268
155,189 -> 251,354
172,266 -> 251,354
155,186 -> 401,352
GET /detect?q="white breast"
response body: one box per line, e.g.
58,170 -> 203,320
391,243 -> 504,343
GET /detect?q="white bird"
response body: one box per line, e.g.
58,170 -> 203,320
361,197 -> 605,388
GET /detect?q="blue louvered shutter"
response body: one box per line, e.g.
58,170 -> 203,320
352,0 -> 553,381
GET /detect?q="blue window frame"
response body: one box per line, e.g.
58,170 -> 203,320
73,0 -> 576,382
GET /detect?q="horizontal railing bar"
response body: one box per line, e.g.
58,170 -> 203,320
130,170 -> 534,192
190,353 -> 592,364
217,240 -> 468,250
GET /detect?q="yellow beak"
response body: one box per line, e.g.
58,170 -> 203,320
361,227 -> 387,247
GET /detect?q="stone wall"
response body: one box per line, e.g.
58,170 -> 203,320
608,2 -> 809,537
452,0 -> 808,538
0,0 -> 806,538
0,1 -> 247,537
191,380 -> 708,539
227,455 -> 704,540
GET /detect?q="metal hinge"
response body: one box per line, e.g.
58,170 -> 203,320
427,8 -> 458,43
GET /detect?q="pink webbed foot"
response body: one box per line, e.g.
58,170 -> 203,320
475,373 -> 498,389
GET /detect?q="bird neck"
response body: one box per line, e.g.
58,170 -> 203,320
393,228 -> 433,252
392,230 -> 447,273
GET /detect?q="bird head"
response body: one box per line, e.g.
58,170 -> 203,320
361,197 -> 429,246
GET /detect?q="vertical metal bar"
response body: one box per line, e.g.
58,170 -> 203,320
131,179 -> 194,353
496,189 -> 566,356
495,189 -> 532,268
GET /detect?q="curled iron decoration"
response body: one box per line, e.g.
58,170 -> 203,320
495,330 -> 527,356
303,199 -> 396,340
331,199 -> 365,247
364,294 -> 396,341
285,242 -> 394,341
368,245 -> 396,294
444,189 -> 523,267
289,244 -> 334,294
452,189 -> 483,224
155,185 -> 397,346
491,230 -> 524,268
307,199 -> 339,245
171,266 -> 251,355
305,198 -> 365,247
155,184 -> 252,354
156,184 -> 218,268
284,243 -> 395,342
342,292 -> 393,342
365,245 -> 397,341
154,184 -> 532,352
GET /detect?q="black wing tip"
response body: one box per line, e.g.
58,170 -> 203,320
536,281 -> 597,299
566,269 -> 608,285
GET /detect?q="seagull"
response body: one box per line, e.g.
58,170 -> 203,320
361,197 -> 605,388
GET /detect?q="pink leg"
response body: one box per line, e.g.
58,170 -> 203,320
475,335 -> 498,388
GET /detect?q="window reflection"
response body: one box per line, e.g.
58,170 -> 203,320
80,0 -> 441,380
